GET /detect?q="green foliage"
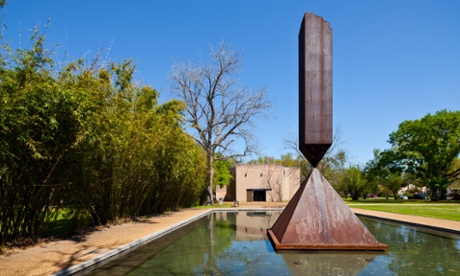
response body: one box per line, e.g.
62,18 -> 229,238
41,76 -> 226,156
350,204 -> 460,221
379,110 -> 460,200
0,28 -> 207,246
321,149 -> 349,190
365,149 -> 410,200
213,155 -> 233,188
247,156 -> 278,165
248,153 -> 309,181
248,153 -> 300,167
278,153 -> 299,168
339,166 -> 367,200
0,28 -> 73,245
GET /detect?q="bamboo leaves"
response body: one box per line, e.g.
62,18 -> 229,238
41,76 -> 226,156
0,31 -> 207,247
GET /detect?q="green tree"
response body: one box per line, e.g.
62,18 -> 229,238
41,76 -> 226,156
339,166 -> 366,200
278,153 -> 299,168
383,110 -> 460,200
213,153 -> 234,189
246,153 -> 304,170
365,149 -> 407,199
0,29 -> 80,244
247,156 -> 278,165
0,28 -> 208,246
450,158 -> 460,190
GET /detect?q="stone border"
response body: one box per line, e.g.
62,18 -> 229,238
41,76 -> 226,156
51,210 -> 214,276
355,213 -> 460,235
52,208 -> 284,275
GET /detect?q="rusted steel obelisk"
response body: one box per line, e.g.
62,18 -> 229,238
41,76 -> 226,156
267,13 -> 388,251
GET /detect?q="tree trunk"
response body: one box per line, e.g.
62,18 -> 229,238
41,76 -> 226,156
430,187 -> 439,201
207,153 -> 214,205
351,188 -> 359,200
440,189 -> 447,200
206,183 -> 214,205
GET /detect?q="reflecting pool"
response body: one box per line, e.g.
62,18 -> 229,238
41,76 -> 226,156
85,211 -> 460,275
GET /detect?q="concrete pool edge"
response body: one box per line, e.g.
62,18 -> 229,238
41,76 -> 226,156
51,209 -> 215,276
51,208 -> 285,276
351,208 -> 460,235
51,207 -> 459,275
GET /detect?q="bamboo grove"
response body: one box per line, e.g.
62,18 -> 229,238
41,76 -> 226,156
0,31 -> 208,247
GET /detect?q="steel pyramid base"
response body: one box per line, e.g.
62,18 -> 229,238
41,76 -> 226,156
267,168 -> 388,251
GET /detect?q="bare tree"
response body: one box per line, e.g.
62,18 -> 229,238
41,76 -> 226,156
283,126 -> 348,181
170,42 -> 271,204
264,165 -> 283,202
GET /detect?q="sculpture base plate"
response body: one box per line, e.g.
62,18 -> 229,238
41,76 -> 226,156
267,229 -> 388,251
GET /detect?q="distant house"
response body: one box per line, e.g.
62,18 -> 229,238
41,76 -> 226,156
398,182 -> 460,200
217,164 -> 300,202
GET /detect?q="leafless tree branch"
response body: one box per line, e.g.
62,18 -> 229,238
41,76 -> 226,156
170,41 -> 271,203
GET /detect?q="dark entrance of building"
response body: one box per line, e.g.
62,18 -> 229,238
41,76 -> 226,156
246,188 -> 271,202
253,190 -> 266,201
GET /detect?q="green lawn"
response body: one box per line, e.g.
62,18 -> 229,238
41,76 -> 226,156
347,203 -> 460,221
194,200 -> 460,221
344,198 -> 453,204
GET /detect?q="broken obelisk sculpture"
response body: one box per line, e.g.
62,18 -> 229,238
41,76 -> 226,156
267,13 -> 388,251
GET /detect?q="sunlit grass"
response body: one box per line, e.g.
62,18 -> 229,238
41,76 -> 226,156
348,204 -> 460,221
344,198 -> 439,204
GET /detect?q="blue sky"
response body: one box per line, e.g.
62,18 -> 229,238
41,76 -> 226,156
3,0 -> 459,165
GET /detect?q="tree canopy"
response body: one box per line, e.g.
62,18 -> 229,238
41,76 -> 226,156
0,28 -> 207,247
376,110 -> 460,200
365,149 -> 412,199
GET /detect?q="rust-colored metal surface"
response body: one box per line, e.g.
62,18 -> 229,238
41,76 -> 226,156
298,13 -> 333,167
267,169 -> 388,251
267,13 -> 387,251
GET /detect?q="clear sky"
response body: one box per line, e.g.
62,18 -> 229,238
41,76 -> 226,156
3,0 -> 459,165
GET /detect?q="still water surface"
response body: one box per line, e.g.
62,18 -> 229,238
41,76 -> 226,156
87,211 -> 460,276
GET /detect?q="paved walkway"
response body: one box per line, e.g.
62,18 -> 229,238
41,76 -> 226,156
350,208 -> 460,234
0,202 -> 458,276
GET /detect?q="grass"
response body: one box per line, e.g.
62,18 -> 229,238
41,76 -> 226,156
344,198 -> 455,204
347,202 -> 460,221
192,199 -> 460,221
